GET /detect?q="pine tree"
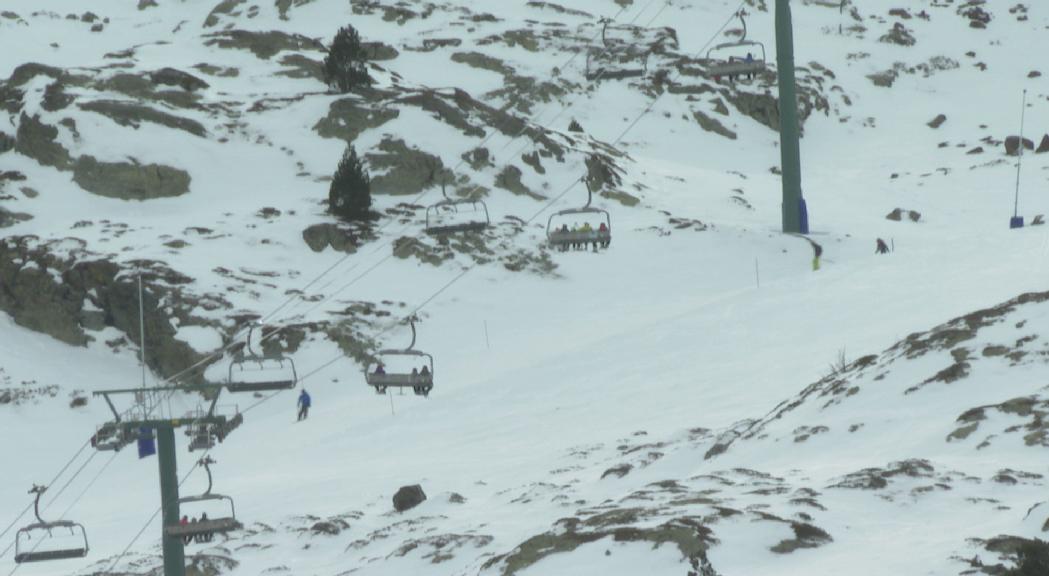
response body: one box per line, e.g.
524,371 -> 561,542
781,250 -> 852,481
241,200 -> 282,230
323,25 -> 371,93
328,145 -> 372,221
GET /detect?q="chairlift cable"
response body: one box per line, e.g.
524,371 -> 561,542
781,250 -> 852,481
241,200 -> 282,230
147,0 -> 672,396
0,437 -> 90,545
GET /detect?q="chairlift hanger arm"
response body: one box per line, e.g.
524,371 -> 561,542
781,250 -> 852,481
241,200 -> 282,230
94,384 -> 227,396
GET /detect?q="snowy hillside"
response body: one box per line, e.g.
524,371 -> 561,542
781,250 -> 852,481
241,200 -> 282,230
2,0 -> 1049,575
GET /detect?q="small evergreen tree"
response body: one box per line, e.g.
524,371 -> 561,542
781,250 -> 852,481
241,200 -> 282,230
323,25 -> 370,93
328,145 -> 372,221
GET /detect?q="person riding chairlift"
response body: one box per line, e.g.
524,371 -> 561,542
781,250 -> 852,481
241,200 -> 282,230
744,52 -> 755,80
374,363 -> 386,375
420,365 -> 431,379
598,222 -> 610,248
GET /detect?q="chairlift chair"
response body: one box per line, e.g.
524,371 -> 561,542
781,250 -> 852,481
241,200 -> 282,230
425,183 -> 490,235
164,457 -> 240,541
546,179 -> 612,251
13,486 -> 89,564
92,421 -> 133,452
364,318 -> 434,397
705,11 -> 767,81
226,323 -> 297,393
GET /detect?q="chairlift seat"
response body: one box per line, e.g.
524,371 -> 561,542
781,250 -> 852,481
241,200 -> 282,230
425,199 -> 489,235
228,356 -> 297,394
14,521 -> 88,564
708,59 -> 765,78
225,379 -> 296,393
15,548 -> 88,564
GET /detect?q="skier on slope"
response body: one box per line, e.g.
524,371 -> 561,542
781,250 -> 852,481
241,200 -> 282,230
297,389 -> 311,421
876,238 -> 890,254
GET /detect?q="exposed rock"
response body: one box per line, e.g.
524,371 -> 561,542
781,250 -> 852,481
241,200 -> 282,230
150,67 -> 210,92
601,463 -> 633,479
276,0 -> 318,20
73,156 -> 191,200
1005,135 -> 1034,156
15,113 -> 74,170
1036,134 -> 1049,154
193,63 -> 240,78
0,208 -> 32,228
568,118 -> 583,132
494,165 -> 542,200
461,147 -> 491,170
393,484 -> 427,512
886,208 -> 921,222
693,109 -> 737,140
313,98 -> 399,142
366,137 -> 445,196
78,100 -> 207,137
959,4 -> 991,28
203,0 -> 246,28
361,41 -> 399,61
302,223 -> 360,253
0,132 -> 13,154
867,70 -> 897,88
41,82 -> 74,112
276,54 -> 324,81
95,73 -> 202,110
203,29 -> 323,60
927,114 -> 946,129
310,521 -> 343,535
880,22 -> 916,46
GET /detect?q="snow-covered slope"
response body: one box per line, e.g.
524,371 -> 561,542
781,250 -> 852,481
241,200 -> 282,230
2,0 -> 1049,575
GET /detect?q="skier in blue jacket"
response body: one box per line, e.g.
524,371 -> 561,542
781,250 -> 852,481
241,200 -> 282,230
297,389 -> 311,421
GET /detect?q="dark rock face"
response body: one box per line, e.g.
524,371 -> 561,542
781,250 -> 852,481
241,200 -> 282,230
886,208 -> 921,222
150,67 -> 210,92
927,114 -> 946,129
0,236 -> 214,381
1005,136 -> 1035,156
1036,134 -> 1049,154
15,113 -> 74,170
879,22 -> 916,46
78,100 -> 207,137
302,223 -> 360,253
73,156 -> 191,200
393,484 -> 427,512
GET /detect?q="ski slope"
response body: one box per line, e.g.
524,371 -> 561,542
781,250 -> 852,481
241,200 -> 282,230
2,0 -> 1049,574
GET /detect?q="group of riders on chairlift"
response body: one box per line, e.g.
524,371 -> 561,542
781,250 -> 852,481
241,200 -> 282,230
178,513 -> 214,544
373,363 -> 430,378
555,221 -> 611,251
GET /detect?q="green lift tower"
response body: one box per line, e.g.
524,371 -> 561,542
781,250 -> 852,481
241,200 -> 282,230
776,0 -> 809,234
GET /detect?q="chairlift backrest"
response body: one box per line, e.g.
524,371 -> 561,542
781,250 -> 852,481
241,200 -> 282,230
227,325 -> 298,393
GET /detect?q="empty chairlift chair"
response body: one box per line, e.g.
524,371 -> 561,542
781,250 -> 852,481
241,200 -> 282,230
165,457 -> 240,543
425,184 -> 490,235
547,179 -> 612,251
14,485 -> 89,564
704,11 -> 767,82
91,421 -> 134,452
364,318 -> 435,397
227,323 -> 297,393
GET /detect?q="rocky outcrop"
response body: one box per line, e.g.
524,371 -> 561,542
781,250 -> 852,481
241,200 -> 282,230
203,29 -> 323,60
365,137 -> 446,196
77,100 -> 207,137
1005,136 -> 1035,156
313,98 -> 399,142
73,156 -> 191,200
150,67 -> 210,92
393,484 -> 427,512
302,223 -> 360,253
0,237 -> 215,382
15,113 -> 74,170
